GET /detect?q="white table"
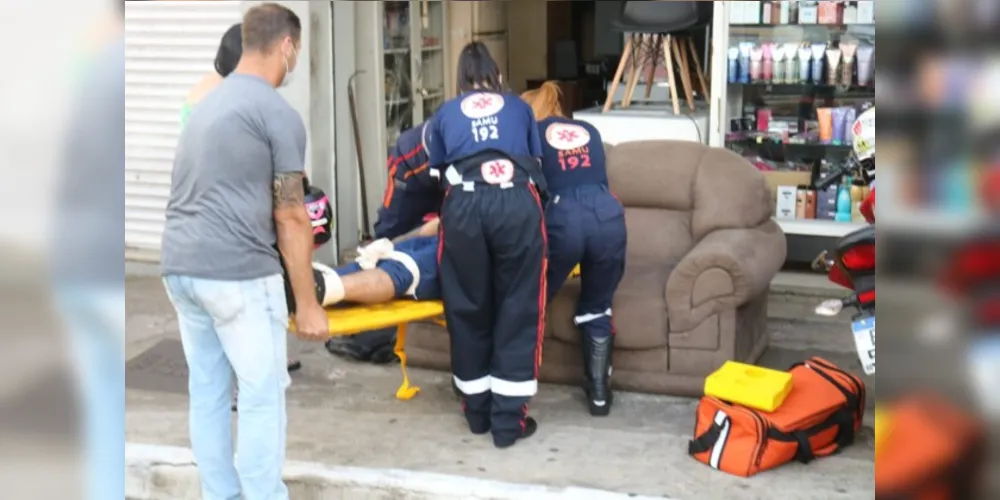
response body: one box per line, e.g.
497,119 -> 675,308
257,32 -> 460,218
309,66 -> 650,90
574,104 -> 709,145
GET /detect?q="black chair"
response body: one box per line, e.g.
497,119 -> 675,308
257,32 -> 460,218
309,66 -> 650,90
603,0 -> 712,115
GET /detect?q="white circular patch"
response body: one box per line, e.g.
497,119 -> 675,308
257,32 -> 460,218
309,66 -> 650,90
480,159 -> 515,185
460,93 -> 505,119
545,123 -> 591,151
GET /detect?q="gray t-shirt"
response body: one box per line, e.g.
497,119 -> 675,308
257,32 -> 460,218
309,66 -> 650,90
53,38 -> 126,285
161,74 -> 307,280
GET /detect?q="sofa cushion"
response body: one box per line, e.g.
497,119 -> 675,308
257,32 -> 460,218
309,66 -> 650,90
607,141 -> 702,210
624,207 -> 693,263
547,260 -> 671,350
690,146 -> 772,240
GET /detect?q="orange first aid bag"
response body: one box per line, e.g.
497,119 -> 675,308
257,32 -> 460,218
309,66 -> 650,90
688,357 -> 866,477
875,395 -> 986,500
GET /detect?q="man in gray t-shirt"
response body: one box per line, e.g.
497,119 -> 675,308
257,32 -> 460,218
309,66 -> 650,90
162,71 -> 304,279
159,5 -> 329,500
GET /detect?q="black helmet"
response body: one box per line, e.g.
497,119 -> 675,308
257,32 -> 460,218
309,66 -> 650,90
304,185 -> 333,248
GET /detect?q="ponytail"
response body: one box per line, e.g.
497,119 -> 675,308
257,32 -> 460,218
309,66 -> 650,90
520,81 -> 564,121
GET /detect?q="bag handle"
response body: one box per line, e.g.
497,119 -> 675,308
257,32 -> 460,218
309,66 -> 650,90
805,363 -> 858,448
688,410 -> 732,470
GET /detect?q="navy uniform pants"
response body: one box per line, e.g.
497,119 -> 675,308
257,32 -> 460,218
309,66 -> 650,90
545,184 -> 627,340
438,183 -> 546,443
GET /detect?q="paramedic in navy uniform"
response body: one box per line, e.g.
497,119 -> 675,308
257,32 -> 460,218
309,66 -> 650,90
373,121 -> 440,240
522,82 -> 627,417
427,41 -> 546,449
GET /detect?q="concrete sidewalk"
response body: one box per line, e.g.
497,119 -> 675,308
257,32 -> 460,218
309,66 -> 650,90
125,276 -> 874,499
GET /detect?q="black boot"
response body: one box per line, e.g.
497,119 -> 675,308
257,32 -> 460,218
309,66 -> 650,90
581,335 -> 614,416
493,417 -> 537,448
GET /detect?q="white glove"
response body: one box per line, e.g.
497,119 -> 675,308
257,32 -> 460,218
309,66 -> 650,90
355,238 -> 395,270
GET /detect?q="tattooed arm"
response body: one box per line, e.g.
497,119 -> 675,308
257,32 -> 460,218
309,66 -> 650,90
273,171 -> 321,312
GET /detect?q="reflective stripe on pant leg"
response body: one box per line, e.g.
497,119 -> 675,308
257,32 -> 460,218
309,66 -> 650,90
490,377 -> 538,397
454,375 -> 491,395
574,309 -> 612,325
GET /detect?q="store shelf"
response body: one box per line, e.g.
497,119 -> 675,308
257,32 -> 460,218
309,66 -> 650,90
383,47 -> 410,55
729,24 -> 875,28
728,137 -> 852,161
775,218 -> 866,237
731,83 -> 874,95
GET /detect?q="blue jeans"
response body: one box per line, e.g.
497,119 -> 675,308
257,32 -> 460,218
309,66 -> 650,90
56,284 -> 125,500
163,274 -> 290,500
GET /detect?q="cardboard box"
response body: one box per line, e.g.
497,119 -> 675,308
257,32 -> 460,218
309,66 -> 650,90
745,2 -> 762,24
730,2 -> 745,23
843,4 -> 859,24
818,1 -> 842,24
779,1 -> 793,24
775,185 -> 798,220
857,1 -> 875,23
798,2 -> 819,23
764,171 -> 812,200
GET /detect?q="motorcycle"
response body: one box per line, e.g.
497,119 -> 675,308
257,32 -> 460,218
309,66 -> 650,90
811,107 -> 876,376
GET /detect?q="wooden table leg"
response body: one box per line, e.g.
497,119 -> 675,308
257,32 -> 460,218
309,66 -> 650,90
688,37 -> 711,100
673,37 -> 696,111
643,34 -> 661,100
603,35 -> 634,113
622,34 -> 644,108
663,34 -> 680,115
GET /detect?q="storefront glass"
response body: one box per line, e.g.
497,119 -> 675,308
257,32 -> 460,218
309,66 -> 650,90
713,1 -> 875,238
382,0 -> 447,149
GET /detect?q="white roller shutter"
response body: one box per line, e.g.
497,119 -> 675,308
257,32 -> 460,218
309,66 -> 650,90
124,1 -> 242,261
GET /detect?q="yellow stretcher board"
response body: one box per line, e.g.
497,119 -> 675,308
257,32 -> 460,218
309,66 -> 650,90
570,264 -> 581,278
289,300 -> 445,401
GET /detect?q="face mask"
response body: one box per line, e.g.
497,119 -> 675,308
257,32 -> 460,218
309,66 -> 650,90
280,46 -> 297,88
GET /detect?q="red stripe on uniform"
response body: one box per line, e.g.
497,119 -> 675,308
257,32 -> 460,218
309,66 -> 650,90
527,185 -> 548,378
382,144 -> 424,209
382,163 -> 398,209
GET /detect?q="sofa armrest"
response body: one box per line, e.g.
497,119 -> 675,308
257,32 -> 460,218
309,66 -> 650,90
666,220 -> 786,331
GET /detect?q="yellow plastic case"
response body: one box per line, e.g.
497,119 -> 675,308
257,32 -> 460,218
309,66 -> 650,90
874,408 -> 889,458
704,361 -> 794,413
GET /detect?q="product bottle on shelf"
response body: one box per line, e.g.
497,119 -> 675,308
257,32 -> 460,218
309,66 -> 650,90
835,176 -> 854,222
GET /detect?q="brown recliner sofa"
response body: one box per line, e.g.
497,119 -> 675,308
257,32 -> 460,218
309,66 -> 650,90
406,140 -> 787,397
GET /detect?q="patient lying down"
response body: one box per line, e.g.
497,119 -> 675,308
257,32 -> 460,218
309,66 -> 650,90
288,223 -> 442,310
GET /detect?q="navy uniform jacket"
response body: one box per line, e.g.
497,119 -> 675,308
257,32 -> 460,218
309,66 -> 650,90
536,117 -> 609,194
427,91 -> 542,171
373,121 -> 442,240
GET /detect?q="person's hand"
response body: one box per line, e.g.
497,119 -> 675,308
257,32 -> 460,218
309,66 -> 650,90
418,218 -> 440,236
293,302 -> 330,341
